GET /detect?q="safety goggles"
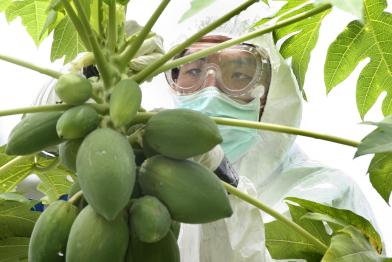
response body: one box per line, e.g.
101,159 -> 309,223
165,42 -> 271,100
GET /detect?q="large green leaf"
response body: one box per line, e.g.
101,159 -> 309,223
286,197 -> 383,253
5,0 -> 51,45
265,204 -> 330,261
273,3 -> 331,94
0,194 -> 39,240
50,16 -> 86,63
0,0 -> 12,12
0,237 -> 29,262
321,226 -> 392,261
355,115 -> 392,157
367,153 -> 392,204
325,0 -> 392,118
0,146 -> 35,193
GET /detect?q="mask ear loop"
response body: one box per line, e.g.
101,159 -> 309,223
257,49 -> 272,121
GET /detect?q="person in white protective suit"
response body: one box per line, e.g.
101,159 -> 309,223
161,1 -> 378,261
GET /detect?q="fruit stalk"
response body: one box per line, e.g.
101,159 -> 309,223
223,182 -> 329,253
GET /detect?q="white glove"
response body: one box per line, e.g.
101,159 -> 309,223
188,145 -> 224,171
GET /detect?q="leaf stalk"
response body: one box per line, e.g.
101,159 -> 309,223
223,182 -> 329,253
0,54 -> 62,79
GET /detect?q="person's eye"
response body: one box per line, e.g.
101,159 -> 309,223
186,68 -> 202,77
232,72 -> 252,81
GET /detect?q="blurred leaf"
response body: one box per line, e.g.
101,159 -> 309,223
5,0 -> 51,45
35,166 -> 73,204
0,146 -> 35,193
273,3 -> 331,93
325,0 -> 392,118
253,0 -> 308,27
0,237 -> 29,262
321,226 -> 391,261
355,115 -> 392,157
367,153 -> 392,204
316,0 -> 364,19
0,0 -> 12,12
51,16 -> 86,63
286,197 -> 383,253
179,0 -> 216,22
0,195 -> 39,240
265,204 -> 330,261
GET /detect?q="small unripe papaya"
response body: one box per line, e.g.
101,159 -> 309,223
56,105 -> 100,140
59,138 -> 83,172
110,79 -> 142,128
76,128 -> 136,221
144,109 -> 222,159
139,155 -> 232,223
55,73 -> 92,105
29,200 -> 78,262
129,196 -> 171,243
66,206 -> 129,262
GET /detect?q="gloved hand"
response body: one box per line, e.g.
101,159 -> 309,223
188,145 -> 239,187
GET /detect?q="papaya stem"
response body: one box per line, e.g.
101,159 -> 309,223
71,0 -> 114,89
107,0 -> 117,52
68,190 -> 83,205
212,117 -> 360,147
0,104 -> 108,117
118,0 -> 170,70
132,112 -> 360,147
132,0 -> 258,83
147,3 -> 332,77
98,0 -> 105,37
0,54 -> 62,79
223,182 -> 329,253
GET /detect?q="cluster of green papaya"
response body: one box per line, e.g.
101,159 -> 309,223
6,72 -> 233,261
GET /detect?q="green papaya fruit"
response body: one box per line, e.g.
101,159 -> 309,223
126,231 -> 180,262
139,155 -> 232,223
66,206 -> 128,262
59,138 -> 83,172
29,200 -> 78,262
76,128 -> 136,221
56,105 -> 100,140
6,112 -> 63,155
110,79 -> 142,128
129,196 -> 171,243
143,109 -> 222,159
55,73 -> 92,105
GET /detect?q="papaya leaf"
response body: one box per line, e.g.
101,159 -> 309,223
367,153 -> 392,204
286,197 -> 383,253
355,115 -> 392,157
5,0 -> 51,45
273,3 -> 331,94
179,0 -> 216,22
35,166 -> 74,204
0,237 -> 30,262
321,226 -> 392,261
0,0 -> 12,12
51,16 -> 86,64
265,204 -> 330,261
316,0 -> 364,19
253,0 -> 308,28
0,147 -> 35,193
0,194 -> 39,240
325,0 -> 392,119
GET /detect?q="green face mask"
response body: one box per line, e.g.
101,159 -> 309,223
173,87 -> 261,162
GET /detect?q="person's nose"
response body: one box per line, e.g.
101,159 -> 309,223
203,68 -> 217,87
